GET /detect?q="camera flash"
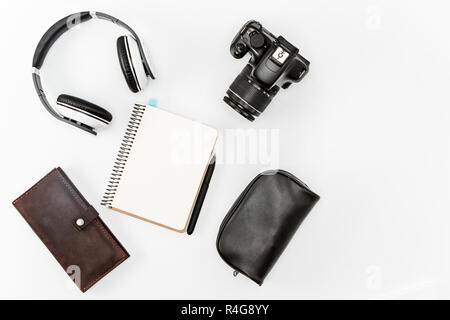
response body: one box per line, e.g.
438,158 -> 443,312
272,47 -> 290,65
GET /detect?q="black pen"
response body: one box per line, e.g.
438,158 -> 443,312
187,155 -> 216,235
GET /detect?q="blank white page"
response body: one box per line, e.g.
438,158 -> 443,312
111,106 -> 218,232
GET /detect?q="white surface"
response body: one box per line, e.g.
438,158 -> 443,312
111,106 -> 217,232
1,0 -> 450,299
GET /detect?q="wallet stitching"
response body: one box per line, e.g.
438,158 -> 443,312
82,255 -> 128,292
13,206 -> 63,276
12,169 -> 57,205
12,170 -> 64,262
53,172 -> 128,292
55,170 -> 88,210
96,219 -> 123,252
13,168 -> 128,292
82,220 -> 128,291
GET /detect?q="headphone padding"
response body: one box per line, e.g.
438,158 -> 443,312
57,94 -> 113,124
117,36 -> 140,93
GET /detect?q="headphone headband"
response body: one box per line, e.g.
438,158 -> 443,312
32,11 -> 155,135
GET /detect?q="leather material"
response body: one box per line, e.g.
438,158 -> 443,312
117,36 -> 140,93
57,94 -> 113,124
12,168 -> 129,292
217,170 -> 320,285
187,155 -> 216,235
32,12 -> 92,69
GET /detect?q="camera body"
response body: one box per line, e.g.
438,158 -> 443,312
224,20 -> 310,121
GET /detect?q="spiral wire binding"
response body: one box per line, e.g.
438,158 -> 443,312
101,104 -> 147,207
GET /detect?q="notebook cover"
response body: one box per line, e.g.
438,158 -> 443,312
12,167 -> 129,292
102,105 -> 218,233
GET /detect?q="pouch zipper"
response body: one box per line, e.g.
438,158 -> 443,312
217,173 -> 264,235
217,169 -> 314,236
216,169 -> 319,282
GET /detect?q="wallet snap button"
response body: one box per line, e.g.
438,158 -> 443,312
76,218 -> 85,227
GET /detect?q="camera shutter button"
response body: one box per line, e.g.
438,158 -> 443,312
249,32 -> 265,49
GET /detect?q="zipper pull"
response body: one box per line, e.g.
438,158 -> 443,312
233,270 -> 239,277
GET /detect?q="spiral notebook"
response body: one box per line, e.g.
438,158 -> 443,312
102,105 -> 218,233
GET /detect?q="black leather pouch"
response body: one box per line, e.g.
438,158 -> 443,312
217,170 -> 320,285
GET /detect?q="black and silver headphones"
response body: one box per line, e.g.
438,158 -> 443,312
32,11 -> 155,135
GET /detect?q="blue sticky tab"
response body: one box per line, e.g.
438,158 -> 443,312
148,98 -> 158,107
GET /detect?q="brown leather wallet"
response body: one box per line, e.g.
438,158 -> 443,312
12,167 -> 129,292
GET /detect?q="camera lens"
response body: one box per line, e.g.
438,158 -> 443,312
224,65 -> 275,121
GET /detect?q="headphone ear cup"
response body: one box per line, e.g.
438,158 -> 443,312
56,94 -> 113,127
117,35 -> 147,93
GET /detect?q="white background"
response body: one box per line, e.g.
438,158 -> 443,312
1,0 -> 450,299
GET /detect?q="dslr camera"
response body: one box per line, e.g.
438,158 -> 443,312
224,20 -> 310,121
